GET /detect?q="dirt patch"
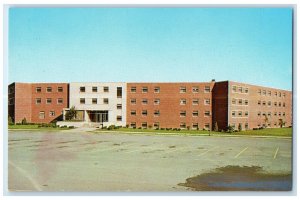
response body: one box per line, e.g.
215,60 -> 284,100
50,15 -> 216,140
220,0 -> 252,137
169,145 -> 176,148
179,165 -> 292,191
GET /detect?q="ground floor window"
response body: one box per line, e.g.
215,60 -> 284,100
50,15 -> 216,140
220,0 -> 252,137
192,123 -> 198,129
116,115 -> 122,121
49,111 -> 55,117
88,110 -> 108,123
204,123 -> 210,130
153,122 -> 160,129
39,111 -> 45,119
130,122 -> 136,128
142,122 -> 147,128
180,122 -> 186,129
245,123 -> 249,130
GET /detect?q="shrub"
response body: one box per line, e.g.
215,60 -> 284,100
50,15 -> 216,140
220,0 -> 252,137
138,127 -> 142,129
126,124 -> 129,128
148,125 -> 153,129
102,126 -> 107,129
21,118 -> 27,125
160,128 -> 165,130
227,125 -> 234,133
187,126 -> 190,130
69,126 -> 75,129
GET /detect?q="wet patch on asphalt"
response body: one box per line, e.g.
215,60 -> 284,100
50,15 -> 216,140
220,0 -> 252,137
178,165 -> 292,191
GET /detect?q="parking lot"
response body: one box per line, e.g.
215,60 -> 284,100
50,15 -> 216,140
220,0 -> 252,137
8,130 -> 292,192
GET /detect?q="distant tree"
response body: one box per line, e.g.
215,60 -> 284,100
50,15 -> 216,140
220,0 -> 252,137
213,122 -> 219,132
66,106 -> 77,120
21,117 -> 27,125
278,119 -> 285,128
227,125 -> 234,133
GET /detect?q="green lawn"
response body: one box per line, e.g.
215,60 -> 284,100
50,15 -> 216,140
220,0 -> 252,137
94,127 -> 292,137
8,124 -> 71,130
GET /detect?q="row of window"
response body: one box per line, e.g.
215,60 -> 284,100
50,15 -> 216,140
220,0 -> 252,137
79,86 -> 123,97
130,122 -> 210,129
39,111 -> 56,119
231,123 -> 249,130
130,86 -> 211,93
36,87 -> 64,93
130,98 -> 210,105
258,101 -> 286,107
257,112 -> 286,117
80,98 -> 109,105
36,98 -> 64,104
231,111 -> 249,117
258,89 -> 286,97
232,85 -> 249,94
130,110 -> 211,117
232,99 -> 248,105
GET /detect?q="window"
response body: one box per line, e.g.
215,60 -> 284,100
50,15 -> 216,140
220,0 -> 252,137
232,86 -> 237,92
268,112 -> 271,117
131,110 -> 136,116
278,112 -> 281,116
153,122 -> 160,129
80,98 -> 85,104
180,122 -> 186,129
46,87 -> 52,92
204,99 -> 210,105
142,99 -> 148,105
58,87 -> 63,92
57,98 -> 63,104
262,90 -> 266,95
232,111 -> 236,117
279,92 -> 281,97
283,102 -> 286,107
117,104 -> 122,109
258,112 -> 261,116
274,112 -> 277,116
39,111 -> 45,119
142,87 -> 148,93
154,87 -> 160,93
117,116 -> 122,121
192,86 -> 199,93
46,98 -> 52,104
142,110 -> 147,116
92,98 -> 97,104
131,87 -> 136,93
245,123 -> 249,130
130,99 -> 136,105
238,87 -> 242,93
262,112 -> 266,116
80,87 -> 85,92
192,99 -> 199,105
279,102 -> 281,107
130,122 -> 136,128
283,112 -> 286,116
92,87 -> 97,92
238,111 -> 242,117
274,102 -> 277,106
245,111 -> 249,117
258,89 -> 261,95
180,99 -> 187,105
192,110 -> 199,117
104,86 -> 109,92
238,99 -> 243,105
154,110 -> 160,117
268,91 -> 271,96
245,100 -> 249,105
283,93 -> 286,97
36,98 -> 41,104
103,98 -> 109,104
204,123 -> 210,130
117,87 -> 122,98
142,122 -> 148,128
275,92 -> 277,97
258,100 -> 261,105
268,101 -> 271,106
232,99 -> 236,105
192,123 -> 199,129
204,86 -> 210,93
245,88 -> 249,94
180,110 -> 186,117
180,86 -> 186,93
262,101 -> 266,106
204,111 -> 210,116
36,87 -> 41,93
49,111 -> 55,117
154,99 -> 160,105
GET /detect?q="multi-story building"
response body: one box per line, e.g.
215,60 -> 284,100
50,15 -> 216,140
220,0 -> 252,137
213,81 -> 292,130
126,82 -> 215,130
8,82 -> 69,124
62,82 -> 127,127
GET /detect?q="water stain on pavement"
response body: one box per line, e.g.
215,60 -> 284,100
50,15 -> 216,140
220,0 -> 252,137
179,165 -> 292,191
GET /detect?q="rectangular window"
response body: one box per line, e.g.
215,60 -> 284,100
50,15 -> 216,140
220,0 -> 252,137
92,98 -> 97,104
204,123 -> 210,130
57,98 -> 63,104
274,102 -> 277,106
204,99 -> 210,105
192,110 -> 199,117
279,112 -> 281,116
154,99 -> 160,105
283,93 -> 286,97
46,87 -> 52,92
258,89 -> 261,95
192,99 -> 199,105
238,87 -> 242,93
154,87 -> 160,93
262,101 -> 266,106
180,110 -> 186,117
142,110 -> 147,116
238,99 -> 243,105
263,90 -> 266,95
58,87 -> 63,92
131,87 -> 136,93
192,123 -> 198,129
142,99 -> 148,105
238,111 -> 242,117
268,101 -> 271,106
245,88 -> 249,93
104,86 -> 109,92
283,102 -> 286,107
154,110 -> 160,117
279,102 -> 281,107
258,100 -> 261,105
130,99 -> 136,105
245,123 -> 249,130
130,122 -> 136,128
117,87 -> 122,98
142,122 -> 147,128
131,110 -> 136,116
268,112 -> 271,117
117,116 -> 122,121
245,100 -> 249,105
80,87 -> 85,92
154,122 -> 160,128
279,92 -> 281,97
36,87 -> 41,93
103,98 -> 109,104
39,111 -> 45,119
92,87 -> 97,92
232,111 -> 236,117
268,91 -> 271,96
204,111 -> 210,116
80,98 -> 85,104
46,98 -> 52,104
204,86 -> 210,93
180,122 -> 186,129
36,98 -> 41,104
274,112 -> 277,116
49,111 -> 55,117
117,104 -> 122,109
142,87 -> 148,93
258,112 -> 261,116
232,86 -> 237,92
180,99 -> 187,105
245,111 -> 249,117
275,91 -> 277,96
192,86 -> 199,93
232,98 -> 236,105
180,86 -> 186,93
283,112 -> 286,116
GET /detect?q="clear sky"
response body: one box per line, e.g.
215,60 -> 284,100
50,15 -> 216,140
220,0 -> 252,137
8,7 -> 293,90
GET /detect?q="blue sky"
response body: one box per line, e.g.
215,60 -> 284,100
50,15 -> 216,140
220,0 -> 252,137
8,7 -> 293,90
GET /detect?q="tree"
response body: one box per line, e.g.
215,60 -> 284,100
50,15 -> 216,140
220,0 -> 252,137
21,117 -> 27,125
238,123 -> 242,132
278,119 -> 285,128
227,125 -> 234,133
213,122 -> 219,132
66,106 -> 77,120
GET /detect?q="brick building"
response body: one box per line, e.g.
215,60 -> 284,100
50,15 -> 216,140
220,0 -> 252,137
8,83 -> 69,124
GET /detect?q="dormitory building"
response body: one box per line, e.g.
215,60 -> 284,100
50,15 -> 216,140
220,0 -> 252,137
8,80 -> 292,131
